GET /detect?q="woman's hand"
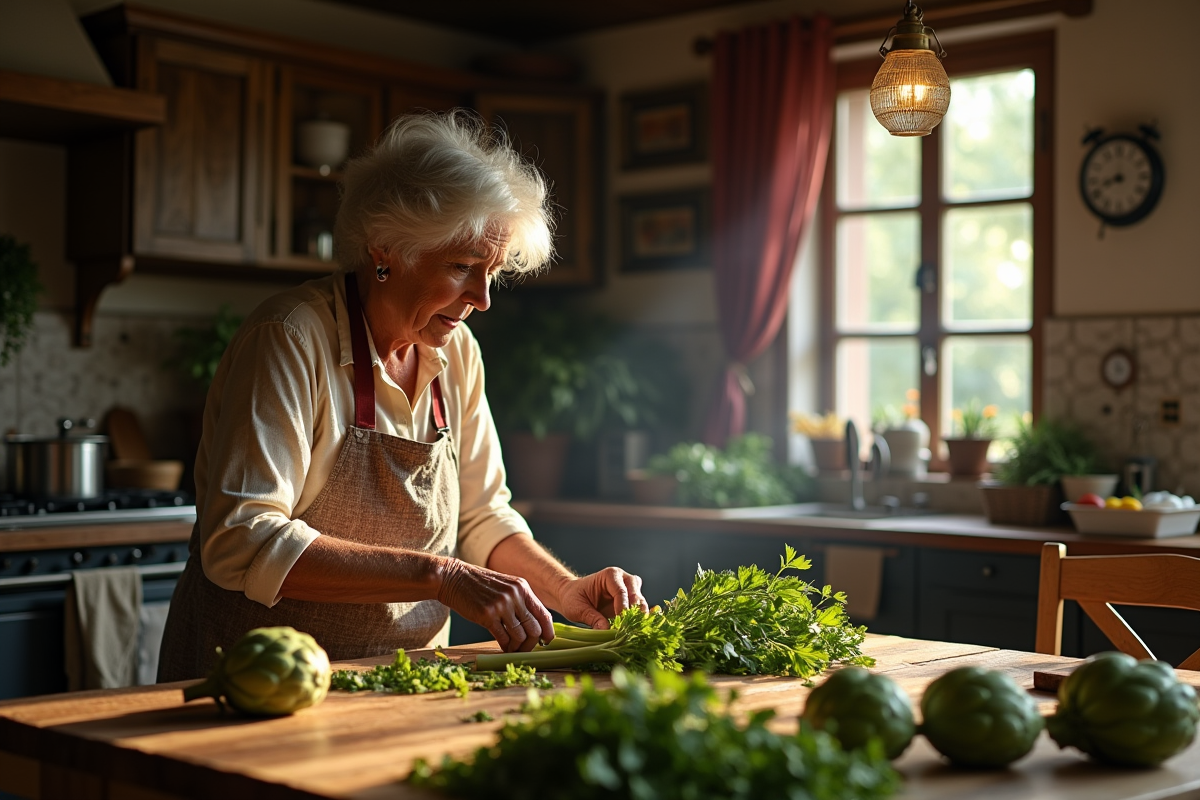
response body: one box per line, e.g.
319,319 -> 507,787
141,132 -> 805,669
556,568 -> 650,630
437,559 -> 554,652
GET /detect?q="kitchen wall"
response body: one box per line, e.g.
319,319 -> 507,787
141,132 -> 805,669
1,0 -> 1198,488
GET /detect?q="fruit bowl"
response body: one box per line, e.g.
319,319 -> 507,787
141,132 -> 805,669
1062,503 -> 1200,538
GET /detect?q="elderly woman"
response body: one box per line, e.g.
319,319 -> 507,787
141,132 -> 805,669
158,112 -> 647,680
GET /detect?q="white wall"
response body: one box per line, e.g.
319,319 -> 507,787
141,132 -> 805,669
1054,0 -> 1200,315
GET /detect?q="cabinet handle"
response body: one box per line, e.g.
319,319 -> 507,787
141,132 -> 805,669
981,565 -> 994,578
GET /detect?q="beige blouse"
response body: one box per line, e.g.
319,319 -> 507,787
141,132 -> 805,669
192,273 -> 531,607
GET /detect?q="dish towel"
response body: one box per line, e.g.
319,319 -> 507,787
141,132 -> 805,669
64,567 -> 143,690
823,545 -> 886,621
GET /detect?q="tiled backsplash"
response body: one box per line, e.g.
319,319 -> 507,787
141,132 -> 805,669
1044,314 -> 1200,497
0,311 -> 200,487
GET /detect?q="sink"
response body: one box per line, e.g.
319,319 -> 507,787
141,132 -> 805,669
785,502 -> 940,521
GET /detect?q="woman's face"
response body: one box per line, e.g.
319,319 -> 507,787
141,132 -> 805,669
365,226 -> 510,351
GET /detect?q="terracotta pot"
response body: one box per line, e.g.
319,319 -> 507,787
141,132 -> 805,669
502,431 -> 570,500
807,438 -> 847,473
626,470 -> 678,506
944,438 -> 992,477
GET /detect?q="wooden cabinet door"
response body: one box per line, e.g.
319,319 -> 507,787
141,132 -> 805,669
133,38 -> 266,263
474,92 -> 601,287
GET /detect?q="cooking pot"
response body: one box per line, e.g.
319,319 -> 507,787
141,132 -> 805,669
5,418 -> 108,498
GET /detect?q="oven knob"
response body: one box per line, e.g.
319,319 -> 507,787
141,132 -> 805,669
23,558 -> 39,574
105,553 -> 119,567
130,548 -> 143,562
72,551 -> 86,565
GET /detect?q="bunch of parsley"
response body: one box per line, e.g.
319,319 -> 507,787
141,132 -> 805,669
331,649 -> 550,698
409,668 -> 899,800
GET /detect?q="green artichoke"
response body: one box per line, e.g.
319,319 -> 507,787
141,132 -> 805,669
184,626 -> 332,716
920,666 -> 1043,767
1045,651 -> 1200,767
803,666 -> 916,759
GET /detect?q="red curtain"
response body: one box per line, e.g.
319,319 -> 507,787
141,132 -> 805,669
703,16 -> 836,446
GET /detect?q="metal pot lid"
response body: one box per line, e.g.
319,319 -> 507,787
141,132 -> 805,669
5,433 -> 110,444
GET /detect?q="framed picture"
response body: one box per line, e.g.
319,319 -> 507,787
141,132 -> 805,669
619,188 -> 711,273
620,83 -> 708,170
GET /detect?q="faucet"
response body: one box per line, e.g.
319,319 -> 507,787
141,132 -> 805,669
845,420 -> 890,511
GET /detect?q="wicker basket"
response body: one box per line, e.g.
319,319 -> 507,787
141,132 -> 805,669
979,483 -> 1065,527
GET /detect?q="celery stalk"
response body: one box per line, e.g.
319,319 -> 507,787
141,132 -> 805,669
551,622 -> 616,642
475,646 -> 620,672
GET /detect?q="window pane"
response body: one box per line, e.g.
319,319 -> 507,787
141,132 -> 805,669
941,335 -> 1030,448
837,337 -> 919,441
943,203 -> 1032,330
837,212 -> 920,331
943,69 -> 1034,202
836,89 -> 920,210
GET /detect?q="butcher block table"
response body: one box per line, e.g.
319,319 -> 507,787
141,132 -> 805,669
2,635 -> 1199,800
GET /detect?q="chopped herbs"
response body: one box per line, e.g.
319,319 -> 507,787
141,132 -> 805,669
462,709 -> 495,724
474,545 -> 872,679
410,668 -> 900,800
330,649 -> 551,698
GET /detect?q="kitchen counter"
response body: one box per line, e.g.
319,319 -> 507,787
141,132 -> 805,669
2,635 -> 1199,800
517,500 -> 1200,556
0,518 -> 193,553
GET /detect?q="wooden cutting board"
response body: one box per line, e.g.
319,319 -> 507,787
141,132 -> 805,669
104,407 -> 153,461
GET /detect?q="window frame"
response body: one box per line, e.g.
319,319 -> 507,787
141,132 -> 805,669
818,30 -> 1055,467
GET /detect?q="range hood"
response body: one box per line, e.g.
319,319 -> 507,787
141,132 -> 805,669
0,0 -> 164,143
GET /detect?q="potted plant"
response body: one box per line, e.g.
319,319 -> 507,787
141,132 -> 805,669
943,400 -> 999,478
640,433 -> 814,508
789,411 -> 846,474
477,301 -> 669,500
983,418 -> 1100,526
873,389 -> 928,478
0,235 -> 42,367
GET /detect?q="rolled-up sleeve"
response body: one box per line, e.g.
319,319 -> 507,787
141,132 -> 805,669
195,318 -> 323,607
450,330 -> 532,568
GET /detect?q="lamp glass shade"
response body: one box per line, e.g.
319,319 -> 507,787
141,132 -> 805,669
870,49 -> 951,137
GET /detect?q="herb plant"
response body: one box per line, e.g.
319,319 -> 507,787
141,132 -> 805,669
475,545 -> 872,679
992,417 -> 1102,486
645,434 -> 814,508
0,235 -> 42,367
169,304 -> 243,389
951,400 -> 999,439
410,668 -> 900,800
330,649 -> 551,698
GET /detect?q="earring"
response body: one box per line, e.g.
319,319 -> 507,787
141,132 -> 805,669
375,262 -> 390,282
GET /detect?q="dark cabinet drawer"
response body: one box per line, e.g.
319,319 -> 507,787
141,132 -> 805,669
919,549 -> 1040,594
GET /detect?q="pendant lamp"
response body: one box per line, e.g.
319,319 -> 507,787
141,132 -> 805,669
870,1 -> 950,137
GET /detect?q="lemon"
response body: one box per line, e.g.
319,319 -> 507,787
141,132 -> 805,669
1104,497 -> 1122,509
1120,497 -> 1143,511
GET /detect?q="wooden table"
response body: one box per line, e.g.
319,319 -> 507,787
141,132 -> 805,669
1,635 -> 1198,800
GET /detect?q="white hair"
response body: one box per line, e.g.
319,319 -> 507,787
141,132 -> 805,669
334,110 -> 554,277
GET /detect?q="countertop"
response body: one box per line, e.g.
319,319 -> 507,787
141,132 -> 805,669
3,635 -> 1199,800
518,500 -> 1200,556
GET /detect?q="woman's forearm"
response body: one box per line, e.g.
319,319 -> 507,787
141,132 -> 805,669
485,533 -> 575,611
279,536 -> 449,603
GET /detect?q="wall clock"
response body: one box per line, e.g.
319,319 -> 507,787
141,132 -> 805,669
1101,347 -> 1136,391
1079,125 -> 1165,233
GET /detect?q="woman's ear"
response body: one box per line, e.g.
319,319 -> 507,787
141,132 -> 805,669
366,244 -> 388,266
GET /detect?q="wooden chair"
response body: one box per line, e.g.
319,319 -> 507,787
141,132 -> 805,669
1036,542 -> 1200,670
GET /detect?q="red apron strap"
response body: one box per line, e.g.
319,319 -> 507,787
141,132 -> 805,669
430,375 -> 449,433
343,272 -> 376,430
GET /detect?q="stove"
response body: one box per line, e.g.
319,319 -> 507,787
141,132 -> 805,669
0,489 -> 197,530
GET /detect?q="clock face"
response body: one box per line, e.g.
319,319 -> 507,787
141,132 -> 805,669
1101,348 -> 1136,390
1080,135 -> 1164,226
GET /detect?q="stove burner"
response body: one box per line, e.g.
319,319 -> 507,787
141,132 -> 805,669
0,489 -> 193,517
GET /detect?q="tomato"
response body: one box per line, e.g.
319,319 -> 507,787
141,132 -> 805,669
1075,493 -> 1106,508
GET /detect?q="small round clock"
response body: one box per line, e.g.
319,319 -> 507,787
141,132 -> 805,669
1079,126 -> 1165,228
1101,347 -> 1136,391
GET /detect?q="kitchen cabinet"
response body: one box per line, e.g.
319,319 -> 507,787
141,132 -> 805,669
271,66 -> 382,269
475,91 -> 602,288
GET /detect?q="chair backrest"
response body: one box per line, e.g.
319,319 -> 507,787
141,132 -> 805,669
1035,542 -> 1200,670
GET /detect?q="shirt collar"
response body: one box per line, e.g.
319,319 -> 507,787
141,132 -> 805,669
334,271 -> 449,372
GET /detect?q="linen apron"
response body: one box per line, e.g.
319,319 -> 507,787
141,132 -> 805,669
158,272 -> 459,681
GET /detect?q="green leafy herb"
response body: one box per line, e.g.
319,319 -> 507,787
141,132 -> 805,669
0,235 -> 42,367
462,709 -> 495,724
645,434 -> 814,508
474,545 -> 871,680
410,668 -> 900,800
992,417 -> 1103,486
331,649 -> 551,698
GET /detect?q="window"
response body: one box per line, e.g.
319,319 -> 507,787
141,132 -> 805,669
818,32 -> 1053,464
